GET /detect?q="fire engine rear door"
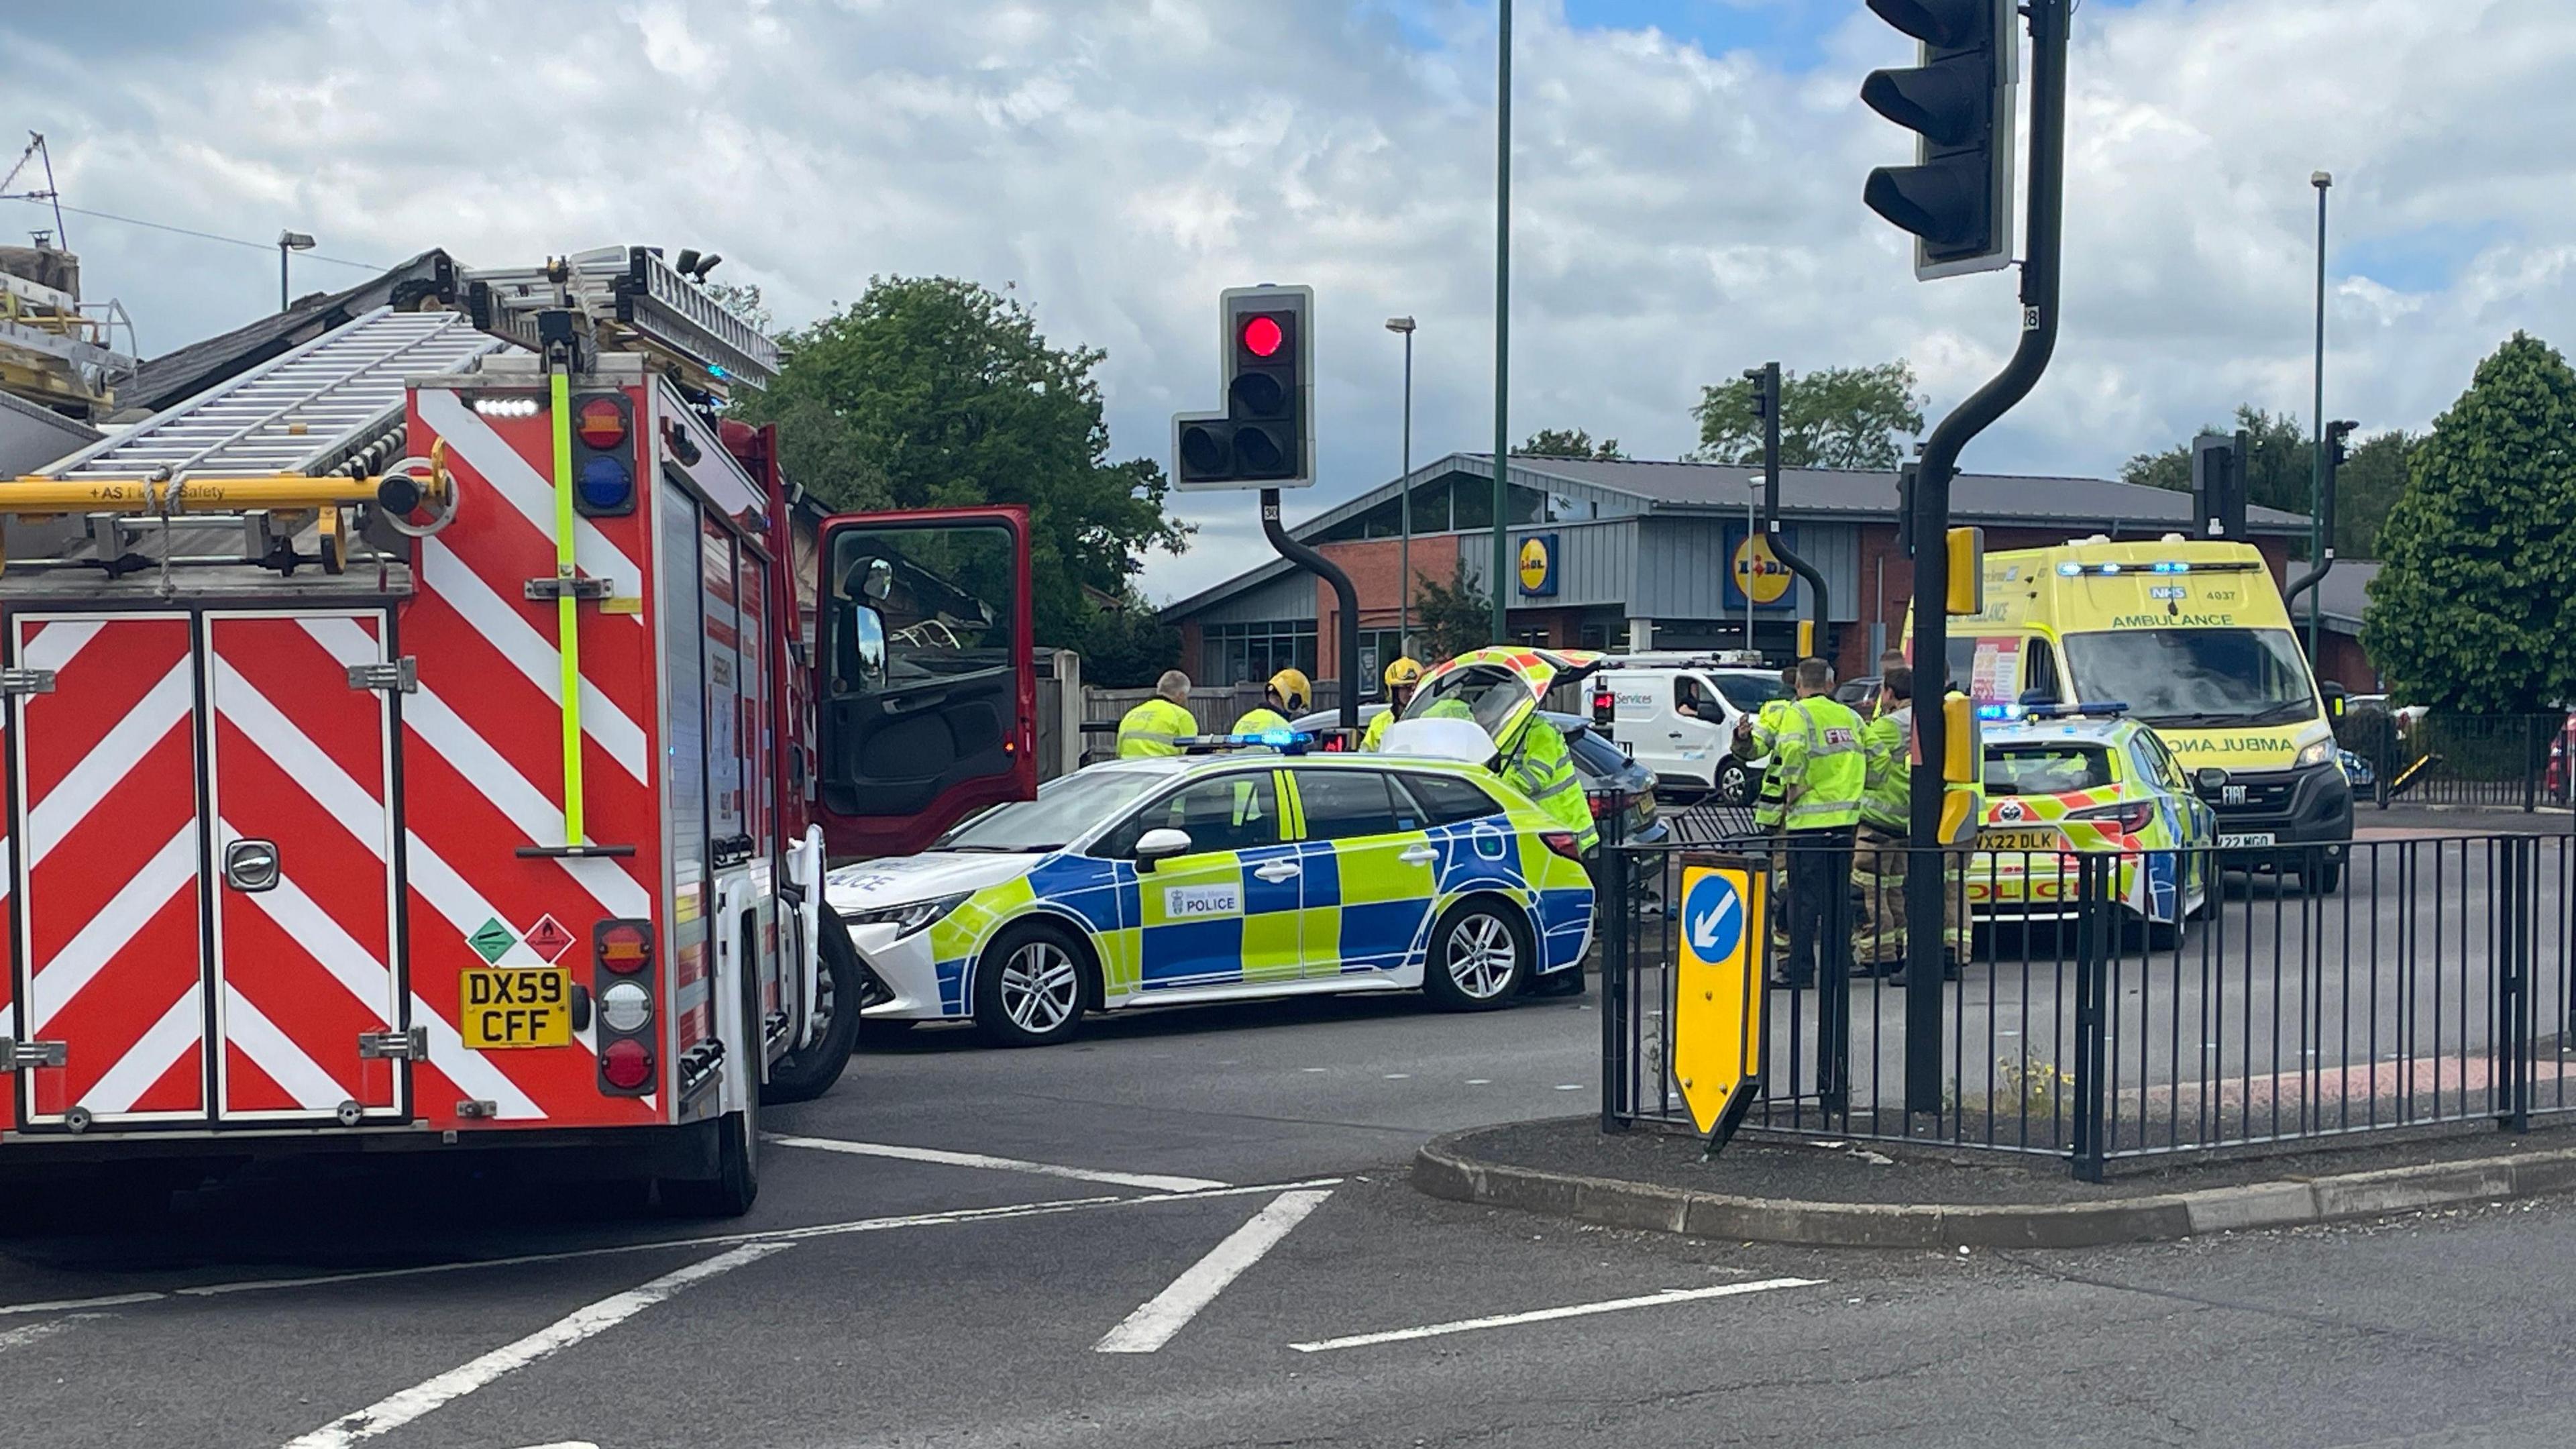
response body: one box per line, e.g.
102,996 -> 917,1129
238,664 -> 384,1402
12,614 -> 209,1126
204,611 -> 406,1122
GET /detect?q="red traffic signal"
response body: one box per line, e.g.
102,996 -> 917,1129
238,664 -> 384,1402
1240,315 -> 1284,359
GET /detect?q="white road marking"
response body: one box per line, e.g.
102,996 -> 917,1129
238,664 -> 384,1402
1383,1073 -> 1411,1080
1095,1189 -> 1333,1354
282,1243 -> 787,1449
0,1312 -> 98,1349
1466,1079 -> 1493,1085
0,1177 -> 1346,1319
1289,1277 -> 1823,1353
766,1133 -> 1229,1193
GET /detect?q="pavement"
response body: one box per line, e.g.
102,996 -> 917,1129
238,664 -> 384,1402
13,987 -> 2576,1446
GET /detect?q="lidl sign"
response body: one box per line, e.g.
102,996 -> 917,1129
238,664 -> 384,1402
1516,533 -> 1558,596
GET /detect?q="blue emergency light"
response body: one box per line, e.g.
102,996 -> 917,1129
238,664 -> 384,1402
1229,729 -> 1315,755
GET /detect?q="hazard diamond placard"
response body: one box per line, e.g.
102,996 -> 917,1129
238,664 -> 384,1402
522,914 -> 576,963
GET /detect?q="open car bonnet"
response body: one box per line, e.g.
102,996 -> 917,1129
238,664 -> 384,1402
1404,646 -> 1605,749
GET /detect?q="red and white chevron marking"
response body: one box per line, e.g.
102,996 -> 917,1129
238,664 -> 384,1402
15,615 -> 206,1124
399,388 -> 664,1128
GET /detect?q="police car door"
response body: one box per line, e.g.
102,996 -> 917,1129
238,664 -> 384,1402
1287,767 -> 1438,978
1134,768 -> 1304,988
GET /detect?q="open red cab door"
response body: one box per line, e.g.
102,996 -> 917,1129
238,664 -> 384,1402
812,506 -> 1036,859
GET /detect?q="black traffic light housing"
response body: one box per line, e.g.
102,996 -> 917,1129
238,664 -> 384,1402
2192,430 -> 2249,541
1173,285 -> 1315,490
1862,0 -> 2019,280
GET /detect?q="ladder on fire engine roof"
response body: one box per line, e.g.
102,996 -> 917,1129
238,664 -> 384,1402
39,305 -> 506,486
462,246 -> 778,394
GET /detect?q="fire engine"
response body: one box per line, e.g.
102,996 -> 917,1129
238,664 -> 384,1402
0,247 -> 1036,1215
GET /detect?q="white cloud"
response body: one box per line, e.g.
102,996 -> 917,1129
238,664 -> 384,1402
7,0 -> 2575,608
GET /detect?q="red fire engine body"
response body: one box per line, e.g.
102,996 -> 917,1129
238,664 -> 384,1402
0,248 -> 1035,1214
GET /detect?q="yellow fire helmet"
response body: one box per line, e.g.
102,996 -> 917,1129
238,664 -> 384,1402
1383,656 -> 1426,691
1267,667 -> 1313,712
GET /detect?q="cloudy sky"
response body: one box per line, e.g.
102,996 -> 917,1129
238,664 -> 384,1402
7,0 -> 2571,604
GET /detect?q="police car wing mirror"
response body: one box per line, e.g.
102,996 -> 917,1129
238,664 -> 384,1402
2195,767 -> 2229,796
1134,828 -> 1194,871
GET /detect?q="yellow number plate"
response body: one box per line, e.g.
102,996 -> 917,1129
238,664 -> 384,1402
460,968 -> 574,1049
1979,827 -> 2070,853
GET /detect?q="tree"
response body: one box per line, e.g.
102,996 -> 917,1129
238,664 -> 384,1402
735,276 -> 1189,645
1690,360 -> 1925,470
1411,562 -> 1494,663
1515,428 -> 1625,460
1075,594 -> 1181,688
703,281 -> 773,335
2362,333 -> 2576,713
2330,429 -> 2418,559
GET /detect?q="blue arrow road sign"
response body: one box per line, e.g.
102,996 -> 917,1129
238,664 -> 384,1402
1682,870 -> 1746,966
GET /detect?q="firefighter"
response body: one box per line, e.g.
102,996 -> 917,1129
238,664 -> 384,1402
1851,666 -> 1913,977
1741,665 -> 1801,953
1361,657 -> 1424,751
1232,667 -> 1310,736
1771,658 -> 1866,991
1117,670 -> 1199,759
1499,706 -> 1596,997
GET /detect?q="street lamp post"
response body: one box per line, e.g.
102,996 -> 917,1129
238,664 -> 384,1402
278,229 -> 316,312
2308,170 -> 2332,663
1387,315 -> 1417,656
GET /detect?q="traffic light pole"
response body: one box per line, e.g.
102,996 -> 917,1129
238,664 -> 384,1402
1263,488 -> 1363,733
2284,421 -> 2353,648
1902,0 -> 2070,1114
1751,362 -> 1830,659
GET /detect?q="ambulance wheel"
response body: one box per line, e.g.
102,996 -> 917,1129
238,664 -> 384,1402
1424,898 -> 1532,1011
660,1104 -> 759,1218
974,922 -> 1089,1047
763,918 -> 865,1104
2303,856 -> 2344,896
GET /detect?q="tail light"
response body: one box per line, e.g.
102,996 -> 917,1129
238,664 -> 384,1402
2070,800 -> 2155,835
1589,794 -> 1609,818
594,918 -> 657,1097
1540,830 -> 1586,861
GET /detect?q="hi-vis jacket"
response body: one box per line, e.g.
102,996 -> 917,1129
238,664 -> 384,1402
1118,697 -> 1199,757
1772,694 -> 1866,832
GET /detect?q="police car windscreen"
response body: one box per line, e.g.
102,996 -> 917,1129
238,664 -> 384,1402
2060,628 -> 2316,729
1985,745 -> 2115,797
940,768 -> 1166,852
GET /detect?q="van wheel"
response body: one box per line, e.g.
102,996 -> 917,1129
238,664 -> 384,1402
1422,899 -> 1532,1011
974,922 -> 1089,1046
763,918 -> 863,1104
1715,759 -> 1754,807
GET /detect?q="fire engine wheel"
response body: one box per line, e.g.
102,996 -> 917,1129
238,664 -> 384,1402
1422,898 -> 1532,1012
763,917 -> 864,1104
974,922 -> 1089,1047
661,1101 -> 760,1218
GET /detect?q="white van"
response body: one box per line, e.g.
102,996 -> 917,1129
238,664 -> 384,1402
1602,655 -> 1789,804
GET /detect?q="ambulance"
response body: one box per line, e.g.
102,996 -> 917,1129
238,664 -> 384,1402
0,247 -> 1036,1214
1923,535 -> 2351,892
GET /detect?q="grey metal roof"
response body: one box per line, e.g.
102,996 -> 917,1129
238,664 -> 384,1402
119,250 -> 459,417
2313,559 -> 2378,631
0,388 -> 100,476
1161,451 -> 2310,621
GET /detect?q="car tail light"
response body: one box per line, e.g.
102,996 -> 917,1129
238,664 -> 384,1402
594,918 -> 657,1096
1541,830 -> 1585,860
2071,800 -> 2155,835
1589,794 -> 1609,818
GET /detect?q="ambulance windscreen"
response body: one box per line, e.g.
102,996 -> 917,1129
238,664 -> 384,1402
2059,627 -> 2316,730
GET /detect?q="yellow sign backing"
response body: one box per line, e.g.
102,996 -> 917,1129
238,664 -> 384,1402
1673,859 -> 1767,1136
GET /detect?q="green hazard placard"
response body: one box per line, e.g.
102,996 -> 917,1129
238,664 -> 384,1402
468,917 -> 518,964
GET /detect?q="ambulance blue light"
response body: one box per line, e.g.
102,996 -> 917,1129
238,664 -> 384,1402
2056,562 -> 2084,576
2151,560 -> 2192,574
2100,562 -> 2123,575
578,456 -> 634,511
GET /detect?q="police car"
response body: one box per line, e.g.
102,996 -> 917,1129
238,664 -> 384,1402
826,745 -> 1597,1045
1970,710 -> 2217,942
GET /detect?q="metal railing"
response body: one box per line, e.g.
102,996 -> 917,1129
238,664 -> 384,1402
1599,818 -> 2575,1179
2339,710 -> 2573,811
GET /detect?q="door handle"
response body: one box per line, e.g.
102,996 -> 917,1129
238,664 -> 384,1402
223,838 -> 280,893
1252,861 -> 1301,882
1398,845 -> 1438,865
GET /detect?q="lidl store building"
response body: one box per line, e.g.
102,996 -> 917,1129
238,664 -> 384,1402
1159,453 -> 2315,700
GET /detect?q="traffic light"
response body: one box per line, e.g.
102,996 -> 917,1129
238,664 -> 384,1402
1861,0 -> 2019,280
2192,431 -> 2247,540
1173,285 -> 1315,490
1743,364 -> 1778,425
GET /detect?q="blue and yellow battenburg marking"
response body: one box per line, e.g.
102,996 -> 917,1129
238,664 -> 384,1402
912,764 -> 1593,1018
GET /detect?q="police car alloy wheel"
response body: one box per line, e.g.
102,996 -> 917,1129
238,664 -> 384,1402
975,922 -> 1089,1046
1425,900 -> 1531,1011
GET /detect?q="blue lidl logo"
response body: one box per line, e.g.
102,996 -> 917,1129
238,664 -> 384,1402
1682,871 -> 1745,966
